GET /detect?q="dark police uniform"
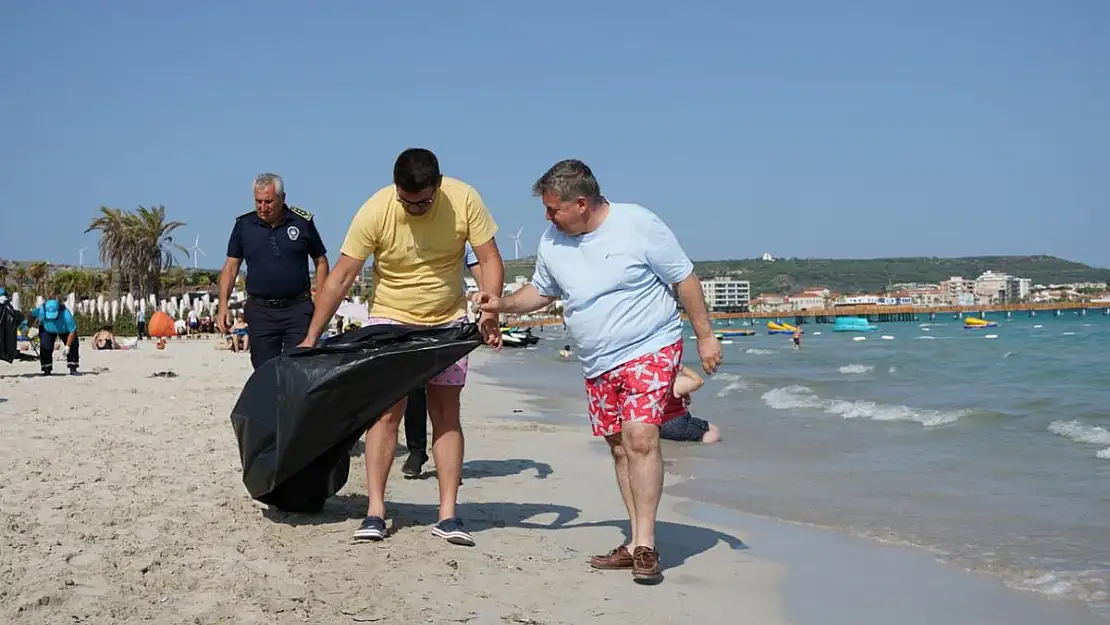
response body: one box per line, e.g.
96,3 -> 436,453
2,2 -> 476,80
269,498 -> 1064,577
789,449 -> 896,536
226,204 -> 327,369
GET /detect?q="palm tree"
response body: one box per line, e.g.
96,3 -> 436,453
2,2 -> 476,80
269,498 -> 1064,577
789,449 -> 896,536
86,207 -> 130,300
26,261 -> 49,298
127,205 -> 187,299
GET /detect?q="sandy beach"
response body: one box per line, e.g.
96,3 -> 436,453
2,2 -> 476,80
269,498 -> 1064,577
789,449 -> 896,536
0,341 -> 786,625
4,338 -> 1106,625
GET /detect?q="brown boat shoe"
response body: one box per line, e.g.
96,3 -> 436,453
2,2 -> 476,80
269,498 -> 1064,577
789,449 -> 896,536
589,545 -> 634,569
632,546 -> 663,584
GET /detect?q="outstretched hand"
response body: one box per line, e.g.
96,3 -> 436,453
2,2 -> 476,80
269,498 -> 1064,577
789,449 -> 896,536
470,291 -> 503,313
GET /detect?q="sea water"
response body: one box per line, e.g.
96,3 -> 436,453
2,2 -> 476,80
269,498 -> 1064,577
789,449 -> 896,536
480,312 -> 1110,618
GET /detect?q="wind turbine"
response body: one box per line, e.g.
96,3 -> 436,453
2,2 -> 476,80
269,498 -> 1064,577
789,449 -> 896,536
78,247 -> 87,267
511,227 -> 523,260
189,235 -> 205,269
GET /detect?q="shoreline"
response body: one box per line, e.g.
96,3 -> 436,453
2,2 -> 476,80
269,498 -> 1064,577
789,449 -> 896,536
475,347 -> 1109,624
0,341 -> 787,624
1,339 -> 1103,624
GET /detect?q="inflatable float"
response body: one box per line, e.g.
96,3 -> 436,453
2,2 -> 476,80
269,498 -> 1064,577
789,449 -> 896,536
717,329 -> 755,338
832,317 -> 879,333
963,317 -> 997,329
767,321 -> 800,335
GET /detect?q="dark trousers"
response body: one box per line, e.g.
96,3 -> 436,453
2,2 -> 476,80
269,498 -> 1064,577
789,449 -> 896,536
404,386 -> 428,459
39,331 -> 79,372
136,321 -> 147,340
243,297 -> 314,370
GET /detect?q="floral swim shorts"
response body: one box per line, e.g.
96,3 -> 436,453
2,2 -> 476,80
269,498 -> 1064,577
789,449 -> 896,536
583,339 -> 684,437
364,316 -> 469,387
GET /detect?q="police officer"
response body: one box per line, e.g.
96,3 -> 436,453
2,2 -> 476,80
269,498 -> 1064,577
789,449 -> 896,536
218,173 -> 330,369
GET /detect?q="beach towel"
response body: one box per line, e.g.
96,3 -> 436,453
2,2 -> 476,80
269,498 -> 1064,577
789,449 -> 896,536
229,322 -> 483,513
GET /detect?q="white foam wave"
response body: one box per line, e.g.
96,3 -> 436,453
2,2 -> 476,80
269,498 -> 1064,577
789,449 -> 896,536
761,385 -> 966,427
838,364 -> 874,375
745,348 -> 773,355
1048,420 -> 1110,460
713,372 -> 754,397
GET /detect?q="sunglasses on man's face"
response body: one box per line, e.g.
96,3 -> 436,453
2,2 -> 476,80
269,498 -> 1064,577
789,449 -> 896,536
399,196 -> 435,208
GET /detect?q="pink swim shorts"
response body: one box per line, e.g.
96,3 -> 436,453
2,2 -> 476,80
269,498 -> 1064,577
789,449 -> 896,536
364,316 -> 469,387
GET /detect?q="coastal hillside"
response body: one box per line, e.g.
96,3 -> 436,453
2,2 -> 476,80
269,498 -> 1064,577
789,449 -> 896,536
501,255 -> 1110,294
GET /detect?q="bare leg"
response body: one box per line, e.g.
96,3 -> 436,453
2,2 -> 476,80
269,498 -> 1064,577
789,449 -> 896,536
605,432 -> 637,549
620,421 -> 664,549
365,398 -> 406,519
426,384 -> 463,521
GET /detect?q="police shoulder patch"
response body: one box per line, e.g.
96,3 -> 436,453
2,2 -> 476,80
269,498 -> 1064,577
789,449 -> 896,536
289,205 -> 314,221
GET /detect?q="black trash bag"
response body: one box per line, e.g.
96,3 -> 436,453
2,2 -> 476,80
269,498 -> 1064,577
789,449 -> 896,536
229,322 -> 483,513
1,303 -> 24,364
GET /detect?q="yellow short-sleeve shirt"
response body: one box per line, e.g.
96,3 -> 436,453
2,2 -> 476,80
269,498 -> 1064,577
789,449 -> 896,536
339,176 -> 499,326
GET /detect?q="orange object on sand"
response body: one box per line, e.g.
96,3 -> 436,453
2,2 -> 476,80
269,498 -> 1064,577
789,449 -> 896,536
148,311 -> 175,338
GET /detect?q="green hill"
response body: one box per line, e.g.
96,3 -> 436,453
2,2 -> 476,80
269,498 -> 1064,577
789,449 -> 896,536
501,255 -> 1110,295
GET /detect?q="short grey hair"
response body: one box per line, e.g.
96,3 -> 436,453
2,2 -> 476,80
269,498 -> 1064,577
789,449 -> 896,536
532,159 -> 603,204
253,172 -> 284,196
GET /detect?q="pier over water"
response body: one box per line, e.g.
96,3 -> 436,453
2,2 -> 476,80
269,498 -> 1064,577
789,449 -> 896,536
508,301 -> 1109,327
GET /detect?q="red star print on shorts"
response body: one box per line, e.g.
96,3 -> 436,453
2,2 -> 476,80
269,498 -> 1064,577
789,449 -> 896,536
584,339 -> 684,437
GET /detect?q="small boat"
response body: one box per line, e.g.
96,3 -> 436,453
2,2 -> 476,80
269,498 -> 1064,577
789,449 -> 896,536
767,321 -> 799,335
963,317 -> 997,329
832,317 -> 879,333
717,329 -> 755,338
500,326 -> 540,348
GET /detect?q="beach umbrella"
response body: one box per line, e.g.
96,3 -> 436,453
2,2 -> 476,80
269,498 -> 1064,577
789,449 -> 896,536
111,300 -> 120,321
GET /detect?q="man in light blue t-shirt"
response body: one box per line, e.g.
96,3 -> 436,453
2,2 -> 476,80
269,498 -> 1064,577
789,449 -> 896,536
473,159 -> 721,585
27,298 -> 80,375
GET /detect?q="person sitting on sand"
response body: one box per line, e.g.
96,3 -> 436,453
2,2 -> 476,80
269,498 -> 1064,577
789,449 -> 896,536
229,314 -> 249,352
659,365 -> 721,444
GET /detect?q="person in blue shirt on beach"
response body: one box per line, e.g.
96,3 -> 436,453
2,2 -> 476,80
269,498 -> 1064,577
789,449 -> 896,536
28,298 -> 80,375
473,159 -> 721,585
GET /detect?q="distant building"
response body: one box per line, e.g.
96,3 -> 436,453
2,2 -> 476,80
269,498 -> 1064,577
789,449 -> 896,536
939,276 -> 975,304
788,287 -> 830,311
700,276 -> 751,312
973,270 -> 1024,305
834,294 -> 880,307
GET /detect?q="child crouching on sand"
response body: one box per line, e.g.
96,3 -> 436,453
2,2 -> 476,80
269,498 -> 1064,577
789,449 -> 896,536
659,365 -> 721,444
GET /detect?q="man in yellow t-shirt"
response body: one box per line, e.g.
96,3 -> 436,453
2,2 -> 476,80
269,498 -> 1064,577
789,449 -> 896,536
299,147 -> 505,547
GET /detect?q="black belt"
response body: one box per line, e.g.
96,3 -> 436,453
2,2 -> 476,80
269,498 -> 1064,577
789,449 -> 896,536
248,292 -> 310,307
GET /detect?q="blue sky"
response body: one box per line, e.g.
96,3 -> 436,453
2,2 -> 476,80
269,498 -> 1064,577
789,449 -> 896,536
2,1 -> 1107,270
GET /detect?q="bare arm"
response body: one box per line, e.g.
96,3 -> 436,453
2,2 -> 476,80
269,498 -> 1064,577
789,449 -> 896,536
312,255 -> 330,296
673,365 -> 705,396
218,257 -> 242,311
496,284 -> 556,315
301,253 -> 364,345
674,272 -> 713,340
470,238 -> 504,304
